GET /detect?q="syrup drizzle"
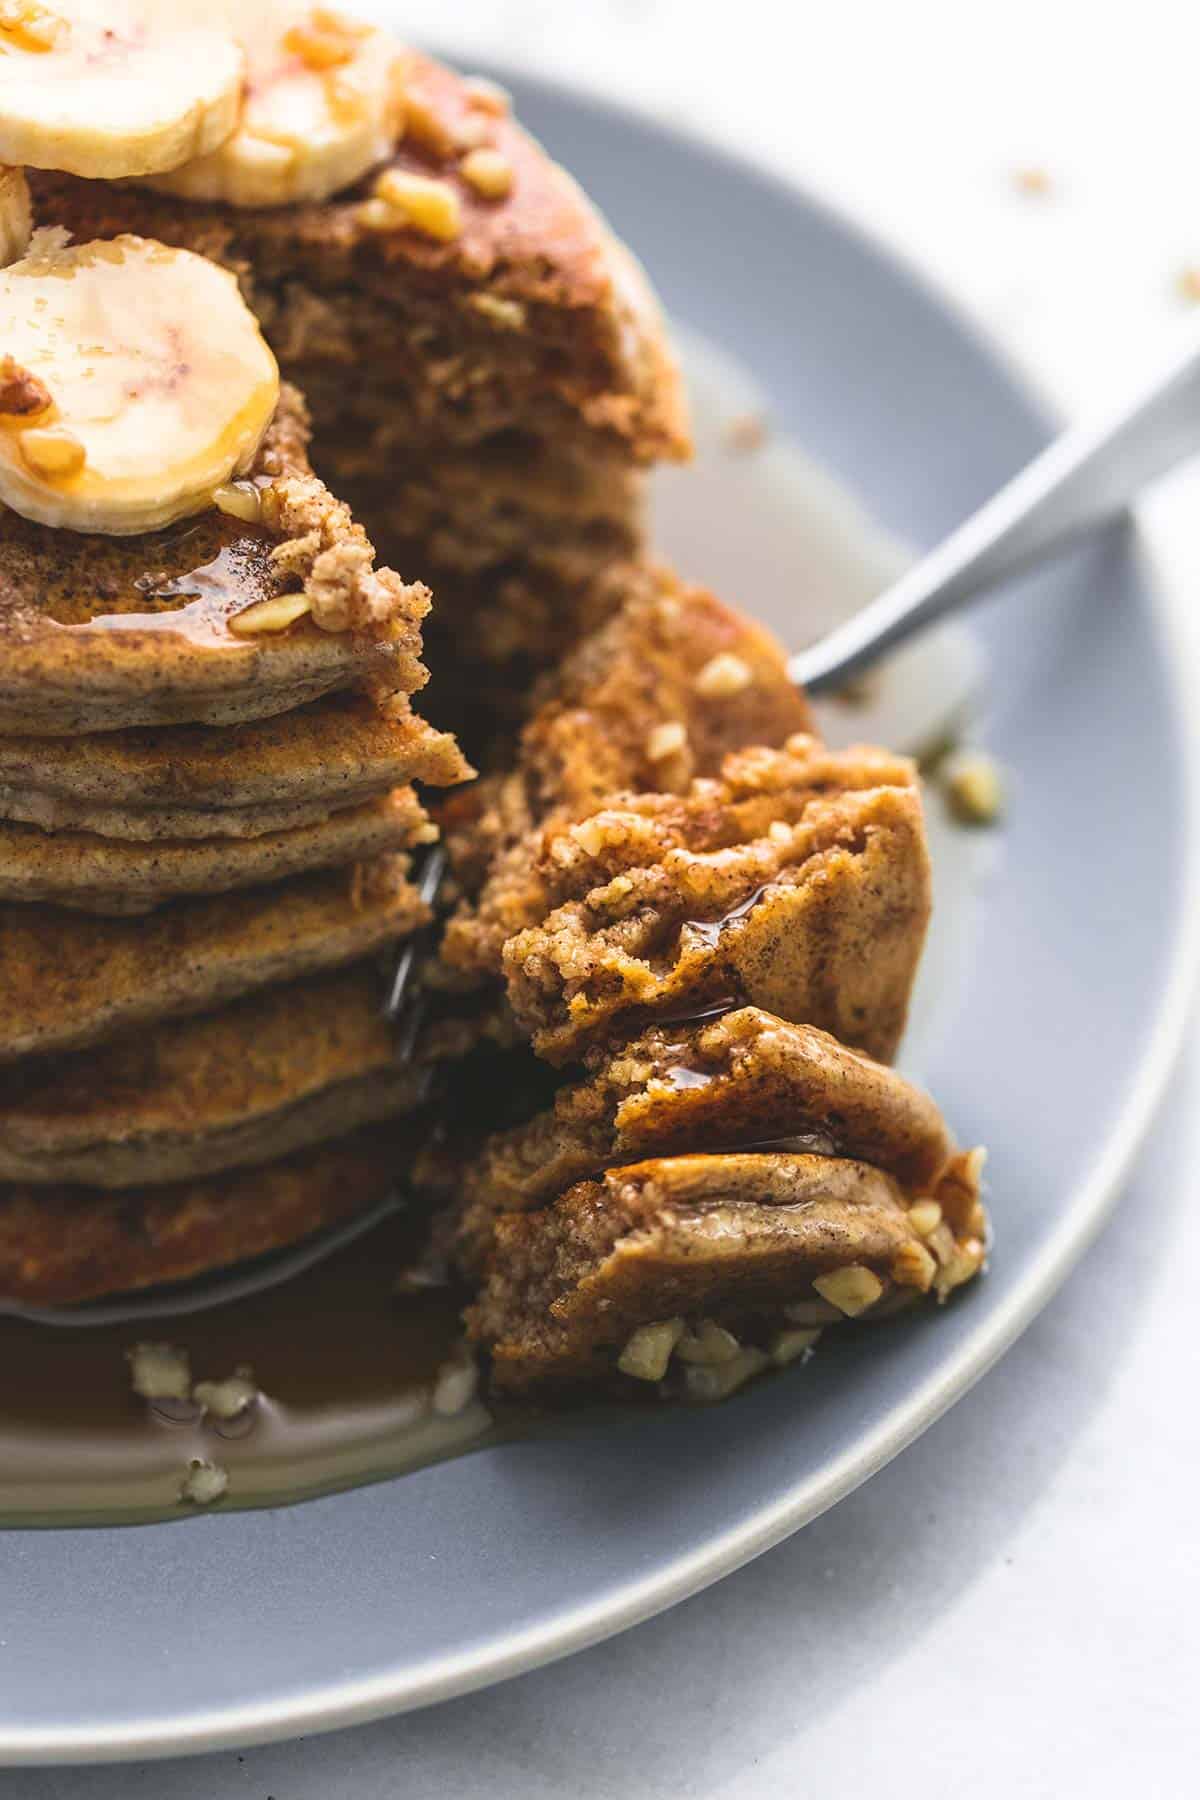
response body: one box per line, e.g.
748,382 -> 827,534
80,534 -> 275,644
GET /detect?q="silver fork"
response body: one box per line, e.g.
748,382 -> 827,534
388,327 -> 1200,1021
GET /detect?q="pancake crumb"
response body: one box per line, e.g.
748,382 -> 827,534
180,1459 -> 229,1507
126,1341 -> 192,1402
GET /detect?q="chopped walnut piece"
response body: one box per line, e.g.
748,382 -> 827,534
694,652 -> 753,698
0,1 -> 62,51
459,147 -> 514,199
685,1346 -> 770,1401
944,751 -> 1005,825
127,1341 -> 192,1402
646,721 -> 688,762
19,424 -> 85,478
891,1239 -> 938,1292
283,18 -> 355,69
374,168 -> 462,241
468,292 -> 527,331
403,90 -> 458,160
617,1317 -> 684,1382
771,1326 -> 822,1367
935,1238 -> 986,1301
212,481 -> 262,524
463,75 -> 510,116
675,1320 -> 741,1367
229,591 -> 313,637
0,354 -> 50,419
180,1459 -> 229,1506
813,1265 -> 885,1317
193,1368 -> 258,1421
907,1200 -> 943,1239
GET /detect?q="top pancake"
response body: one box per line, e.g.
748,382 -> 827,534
0,386 -> 430,734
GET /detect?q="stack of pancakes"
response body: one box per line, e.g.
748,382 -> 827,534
0,390 -> 471,1306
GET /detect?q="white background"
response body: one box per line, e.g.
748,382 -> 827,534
18,2 -> 1200,1794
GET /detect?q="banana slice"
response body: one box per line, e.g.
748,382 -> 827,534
0,2 -> 245,179
0,235 -> 279,536
0,165 -> 30,264
145,4 -> 405,208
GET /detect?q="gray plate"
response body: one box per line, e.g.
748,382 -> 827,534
3,64 -> 1197,1765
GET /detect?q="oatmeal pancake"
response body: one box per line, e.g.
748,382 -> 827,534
0,787 -> 433,914
0,691 -> 470,842
0,965 -> 421,1189
0,857 -> 428,1065
0,1125 -> 408,1308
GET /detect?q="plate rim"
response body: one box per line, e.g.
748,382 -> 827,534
7,59 -> 1200,1764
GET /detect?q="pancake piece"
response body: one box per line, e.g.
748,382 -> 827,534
427,1008 -> 956,1281
438,563 -> 813,985
0,1125 -> 407,1308
0,385 -> 431,734
468,1147 -> 988,1396
0,966 -> 420,1189
0,857 -> 428,1065
0,788 -> 434,914
502,737 -> 931,1066
0,692 -> 470,841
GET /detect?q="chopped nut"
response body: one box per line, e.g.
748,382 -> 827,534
229,591 -> 313,636
193,1368 -> 258,1422
770,1326 -> 822,1367
373,168 -> 462,241
891,1239 -> 938,1292
647,721 -> 688,762
283,19 -> 354,69
1013,164 -> 1052,197
459,147 -> 514,200
0,355 -> 50,420
782,1298 -> 843,1326
571,817 -> 608,857
403,91 -> 457,160
925,1222 -> 958,1266
675,1320 -> 741,1367
19,423 -> 84,478
432,1346 -> 479,1417
0,1 -> 62,51
127,1341 -> 193,1402
212,481 -> 262,524
463,75 -> 510,116
944,751 -> 1005,825
180,1459 -> 229,1507
453,112 -> 493,152
311,6 -> 372,35
356,195 -> 401,233
695,652 -> 753,698
935,1237 -> 986,1301
467,292 -> 527,330
812,1265 -> 885,1317
617,1318 -> 685,1382
725,412 -> 768,453
685,1346 -> 769,1402
768,819 -> 794,846
907,1200 -> 943,1239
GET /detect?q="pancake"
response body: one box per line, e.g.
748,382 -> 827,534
0,1124 -> 407,1307
0,788 -> 434,914
0,965 -> 421,1189
0,386 -> 431,735
437,562 -> 814,984
424,1008 -> 956,1281
0,692 -> 471,841
468,1147 -> 988,1396
501,737 -> 932,1066
0,857 -> 428,1065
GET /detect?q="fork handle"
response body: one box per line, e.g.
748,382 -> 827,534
790,328 -> 1200,694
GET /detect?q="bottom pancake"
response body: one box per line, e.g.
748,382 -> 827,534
0,1125 -> 408,1308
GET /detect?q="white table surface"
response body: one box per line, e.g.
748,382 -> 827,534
15,3 -> 1200,1793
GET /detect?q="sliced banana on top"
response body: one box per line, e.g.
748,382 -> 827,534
0,1 -> 245,179
145,4 -> 406,209
0,234 -> 280,536
0,165 -> 30,264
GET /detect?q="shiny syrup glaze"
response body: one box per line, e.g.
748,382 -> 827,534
81,537 -> 275,645
0,1212 -> 494,1528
